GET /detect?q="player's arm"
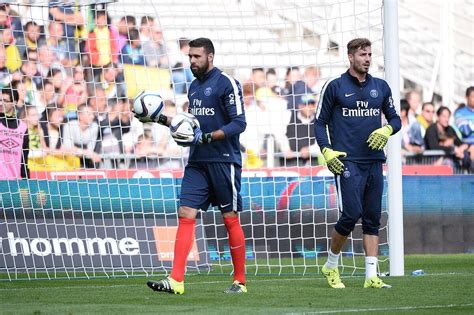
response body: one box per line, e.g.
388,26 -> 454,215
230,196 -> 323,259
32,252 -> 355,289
367,84 -> 402,150
193,78 -> 246,145
314,80 -> 346,174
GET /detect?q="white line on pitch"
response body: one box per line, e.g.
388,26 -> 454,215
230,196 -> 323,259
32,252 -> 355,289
299,303 -> 474,314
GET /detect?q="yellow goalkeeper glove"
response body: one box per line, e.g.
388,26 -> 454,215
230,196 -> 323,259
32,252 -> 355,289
322,147 -> 347,175
367,125 -> 393,150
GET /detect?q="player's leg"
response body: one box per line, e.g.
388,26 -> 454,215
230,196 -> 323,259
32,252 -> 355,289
361,162 -> 391,288
210,163 -> 247,293
147,163 -> 210,294
322,162 -> 364,288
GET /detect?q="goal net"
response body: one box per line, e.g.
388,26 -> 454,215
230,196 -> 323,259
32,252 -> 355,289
0,0 -> 390,280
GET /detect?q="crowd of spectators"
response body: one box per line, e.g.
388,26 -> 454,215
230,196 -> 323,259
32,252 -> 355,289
0,3 -> 472,175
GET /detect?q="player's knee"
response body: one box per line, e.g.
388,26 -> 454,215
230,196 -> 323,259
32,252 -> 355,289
178,206 -> 198,219
362,223 -> 380,236
222,211 -> 238,219
335,220 -> 356,236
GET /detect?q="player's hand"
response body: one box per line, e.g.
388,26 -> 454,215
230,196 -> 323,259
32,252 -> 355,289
322,147 -> 347,175
173,126 -> 212,147
367,125 -> 393,150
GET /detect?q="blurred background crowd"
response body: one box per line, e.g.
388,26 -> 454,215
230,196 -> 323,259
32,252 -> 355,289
0,2 -> 472,176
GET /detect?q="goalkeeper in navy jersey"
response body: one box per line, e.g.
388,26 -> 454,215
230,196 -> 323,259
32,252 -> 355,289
139,38 -> 247,294
314,38 -> 401,289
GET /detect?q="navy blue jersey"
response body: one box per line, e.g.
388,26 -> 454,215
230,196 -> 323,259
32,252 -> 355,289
187,67 -> 246,165
314,70 -> 401,163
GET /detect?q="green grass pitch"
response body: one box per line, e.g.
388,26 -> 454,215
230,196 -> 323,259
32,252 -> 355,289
1,254 -> 473,314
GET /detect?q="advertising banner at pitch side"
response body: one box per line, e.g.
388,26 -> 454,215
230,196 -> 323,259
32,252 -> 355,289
0,218 -> 208,271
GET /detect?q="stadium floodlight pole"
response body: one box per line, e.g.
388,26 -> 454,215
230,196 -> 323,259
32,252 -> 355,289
384,0 -> 405,276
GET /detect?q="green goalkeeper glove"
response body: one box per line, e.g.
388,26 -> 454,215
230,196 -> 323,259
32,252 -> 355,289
367,125 -> 393,150
322,147 -> 347,175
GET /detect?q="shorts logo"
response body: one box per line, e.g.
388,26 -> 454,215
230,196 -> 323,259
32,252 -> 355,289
370,89 -> 378,98
204,87 -> 212,96
343,170 -> 351,178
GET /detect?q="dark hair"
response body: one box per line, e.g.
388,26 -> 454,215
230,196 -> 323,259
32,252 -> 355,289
178,37 -> 190,50
24,21 -> 38,31
252,67 -> 264,73
122,15 -> 136,26
286,66 -> 299,76
400,99 -> 410,113
189,37 -> 215,55
466,86 -> 474,97
347,38 -> 372,55
266,68 -> 276,76
436,105 -> 451,117
95,10 -> 107,17
421,102 -> 434,111
1,86 -> 19,103
141,16 -> 154,25
128,28 -> 140,41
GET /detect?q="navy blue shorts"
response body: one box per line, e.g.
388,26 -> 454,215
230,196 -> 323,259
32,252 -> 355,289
179,162 -> 242,213
334,161 -> 383,236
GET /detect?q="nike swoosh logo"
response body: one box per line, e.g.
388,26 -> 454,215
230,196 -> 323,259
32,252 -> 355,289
345,93 -> 355,97
190,91 -> 197,96
220,203 -> 231,208
230,245 -> 243,250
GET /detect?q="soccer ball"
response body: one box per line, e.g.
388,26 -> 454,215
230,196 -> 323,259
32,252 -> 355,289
170,112 -> 200,142
133,90 -> 164,121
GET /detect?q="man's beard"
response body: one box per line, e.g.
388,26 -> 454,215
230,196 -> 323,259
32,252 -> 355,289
191,61 -> 209,79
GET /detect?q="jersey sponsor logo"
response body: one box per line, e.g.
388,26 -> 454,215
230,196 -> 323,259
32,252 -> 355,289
204,87 -> 212,96
345,92 -> 356,97
342,101 -> 380,117
190,98 -> 215,116
370,89 -> 378,98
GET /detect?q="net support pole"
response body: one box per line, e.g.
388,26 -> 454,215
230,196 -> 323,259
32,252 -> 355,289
384,0 -> 404,276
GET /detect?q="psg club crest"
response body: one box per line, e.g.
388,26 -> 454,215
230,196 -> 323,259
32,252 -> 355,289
204,87 -> 212,96
370,89 -> 378,98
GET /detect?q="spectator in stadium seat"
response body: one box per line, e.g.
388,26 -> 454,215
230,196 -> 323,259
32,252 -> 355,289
46,20 -> 72,67
283,66 -> 312,110
34,80 -> 56,115
63,68 -> 88,114
19,57 -> 42,89
250,67 -> 266,90
455,86 -> 474,145
106,97 -> 132,154
139,16 -> 154,43
266,68 -> 283,95
284,94 -> 321,167
48,0 -> 83,64
240,82 -> 265,164
406,90 -> 422,126
17,21 -> 44,59
425,106 -> 470,169
62,103 -> 101,168
0,86 -> 29,179
85,10 -> 119,78
399,99 -> 423,160
37,45 -> 60,77
454,86 -> 474,173
171,38 -> 194,94
254,86 -> 293,161
408,102 -> 435,149
0,45 -> 19,88
142,24 -> 168,68
304,66 -> 323,94
0,27 -> 22,72
116,15 -> 136,51
99,62 -> 127,101
119,28 -> 145,66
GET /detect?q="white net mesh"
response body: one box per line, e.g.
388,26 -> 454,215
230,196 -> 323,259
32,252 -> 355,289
0,0 -> 388,280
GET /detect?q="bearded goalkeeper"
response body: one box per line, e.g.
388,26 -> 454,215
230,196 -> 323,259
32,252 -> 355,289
314,38 -> 401,289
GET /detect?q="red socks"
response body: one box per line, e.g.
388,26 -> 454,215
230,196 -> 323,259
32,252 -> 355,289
224,216 -> 246,284
170,217 -> 196,282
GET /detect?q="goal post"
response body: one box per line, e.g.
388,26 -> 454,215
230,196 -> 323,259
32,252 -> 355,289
0,0 -> 403,280
384,0 -> 405,277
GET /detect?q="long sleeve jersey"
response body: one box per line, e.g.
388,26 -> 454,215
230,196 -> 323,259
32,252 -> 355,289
187,67 -> 246,165
314,70 -> 401,163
